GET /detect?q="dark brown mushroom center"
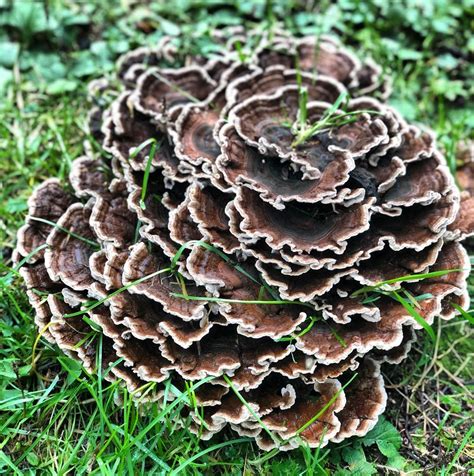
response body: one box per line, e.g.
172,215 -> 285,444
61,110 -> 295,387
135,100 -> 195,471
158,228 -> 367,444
193,123 -> 221,158
261,124 -> 294,148
348,168 -> 378,197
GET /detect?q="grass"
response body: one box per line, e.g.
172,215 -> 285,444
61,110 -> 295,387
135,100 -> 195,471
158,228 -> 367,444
130,137 -> 162,210
290,90 -> 383,148
0,0 -> 473,474
351,269 -> 469,344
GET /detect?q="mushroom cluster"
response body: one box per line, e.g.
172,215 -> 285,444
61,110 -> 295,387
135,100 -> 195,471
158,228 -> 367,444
16,30 -> 473,450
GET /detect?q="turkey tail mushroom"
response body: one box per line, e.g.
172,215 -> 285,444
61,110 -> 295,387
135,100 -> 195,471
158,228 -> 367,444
15,30 -> 473,450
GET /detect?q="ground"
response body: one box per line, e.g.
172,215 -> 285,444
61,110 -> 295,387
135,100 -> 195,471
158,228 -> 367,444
0,1 -> 472,474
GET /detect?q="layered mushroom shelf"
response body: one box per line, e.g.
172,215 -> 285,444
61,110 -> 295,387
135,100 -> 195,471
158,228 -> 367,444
15,29 -> 473,450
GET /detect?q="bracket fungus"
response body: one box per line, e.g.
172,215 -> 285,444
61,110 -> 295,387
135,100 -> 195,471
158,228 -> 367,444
16,30 -> 473,451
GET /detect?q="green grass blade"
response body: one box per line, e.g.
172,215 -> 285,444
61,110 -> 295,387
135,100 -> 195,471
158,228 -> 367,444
129,138 -> 162,210
0,243 -> 49,285
295,372 -> 358,435
451,302 -> 474,324
64,267 -> 171,318
171,293 -> 312,308
169,437 -> 251,475
277,315 -> 319,342
292,91 -> 348,147
391,290 -> 436,342
441,424 -> 473,475
223,374 -> 281,445
28,216 -> 99,249
352,268 -> 463,297
170,239 -> 280,299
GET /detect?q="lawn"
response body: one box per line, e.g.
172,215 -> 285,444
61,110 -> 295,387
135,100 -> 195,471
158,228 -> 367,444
0,0 -> 473,474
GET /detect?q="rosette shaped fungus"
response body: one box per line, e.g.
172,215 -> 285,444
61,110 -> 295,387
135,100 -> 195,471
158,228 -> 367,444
16,30 -> 473,451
